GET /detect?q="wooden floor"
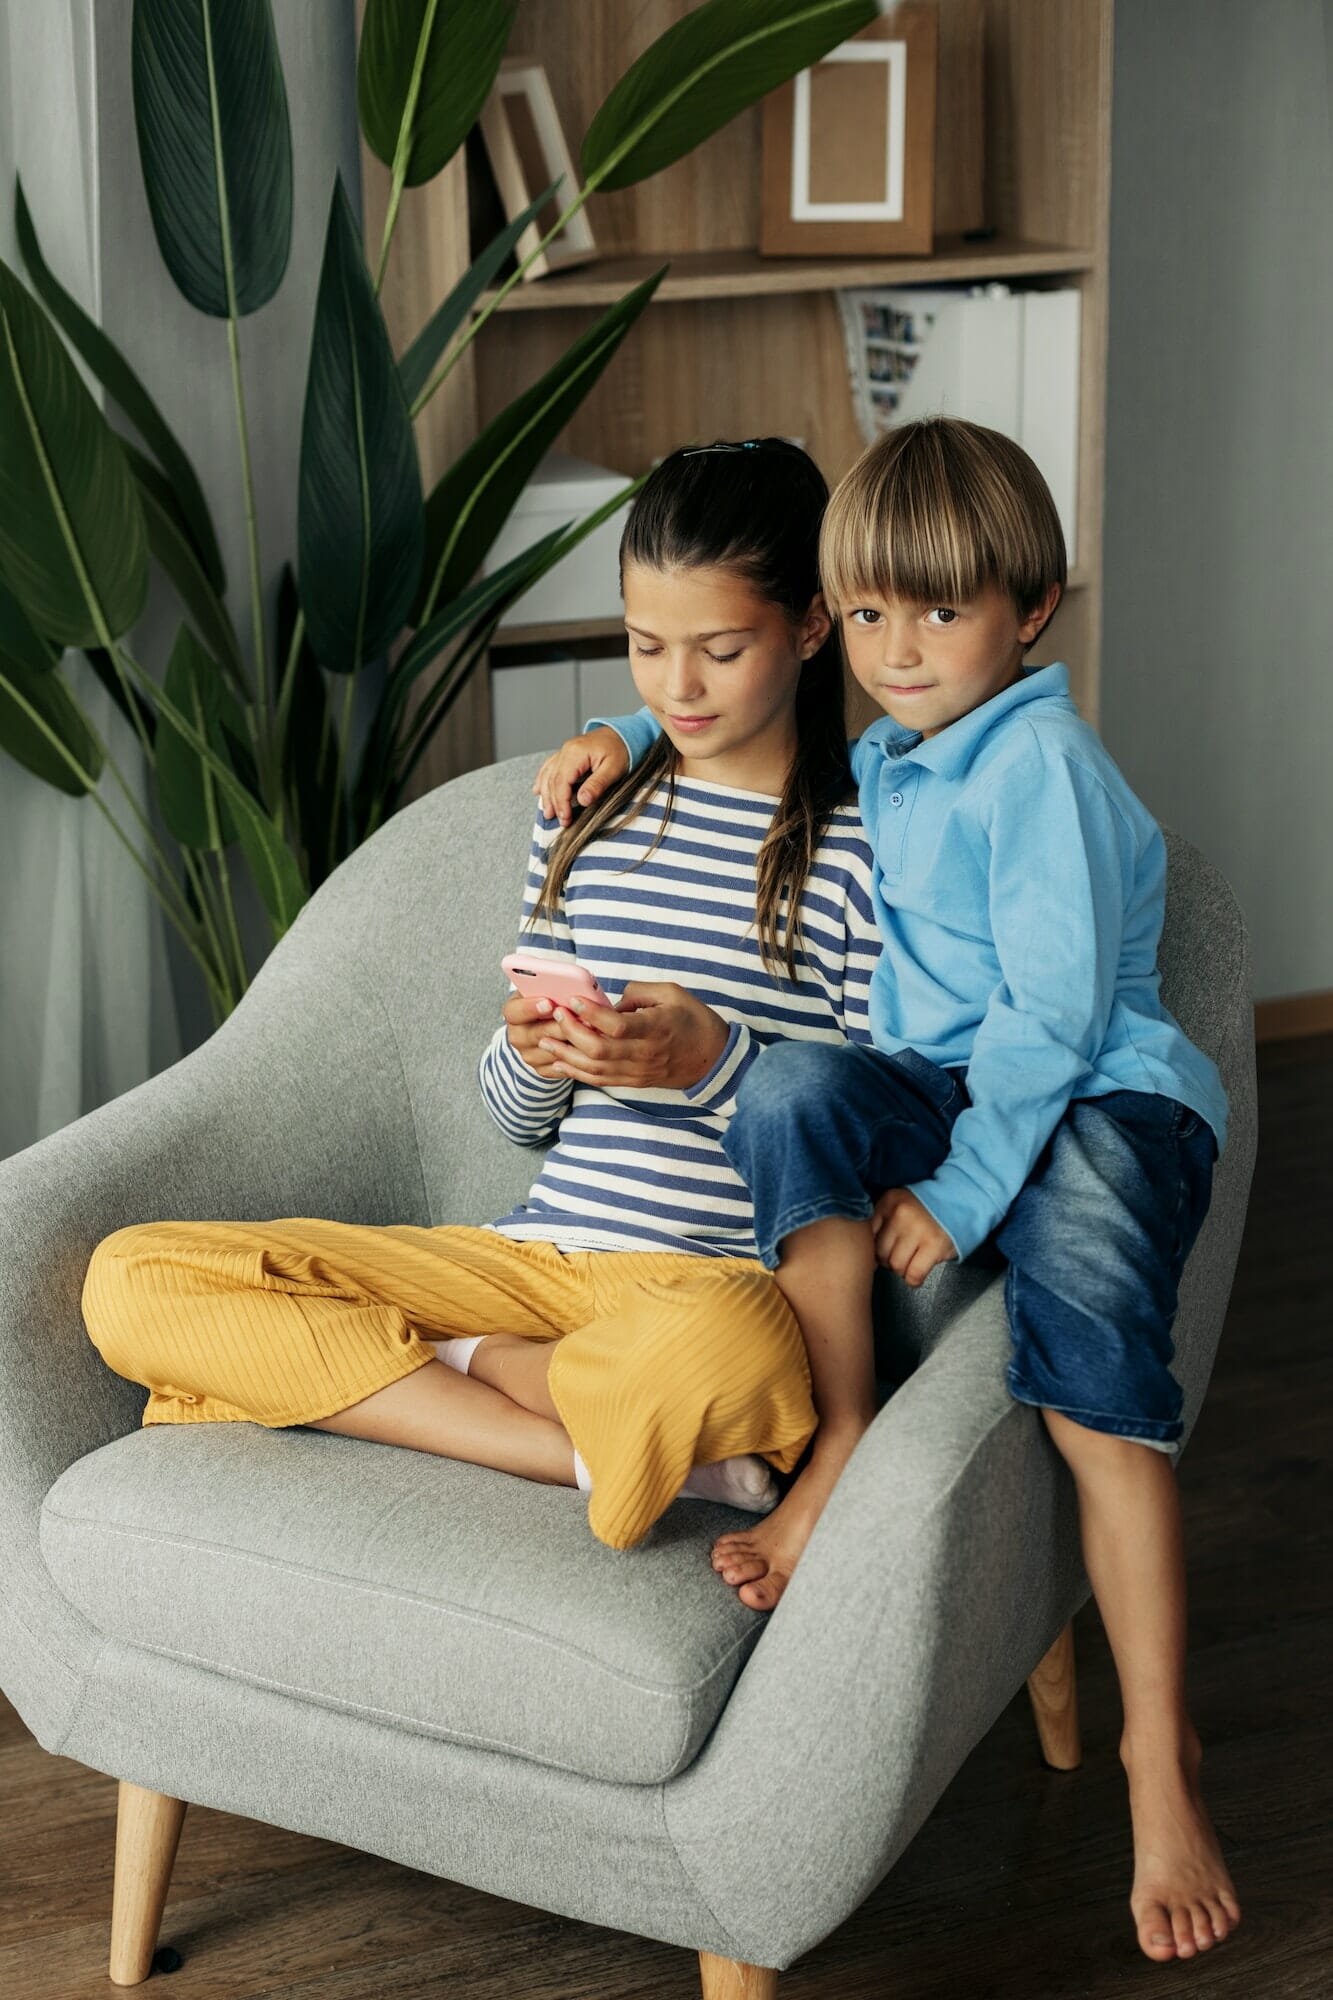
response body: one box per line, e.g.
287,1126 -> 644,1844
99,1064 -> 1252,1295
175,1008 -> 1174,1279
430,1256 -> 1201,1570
2,1037 -> 1329,1999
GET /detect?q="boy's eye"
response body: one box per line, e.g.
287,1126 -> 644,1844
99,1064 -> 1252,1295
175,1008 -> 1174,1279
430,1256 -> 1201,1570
848,609 -> 881,627
926,607 -> 958,626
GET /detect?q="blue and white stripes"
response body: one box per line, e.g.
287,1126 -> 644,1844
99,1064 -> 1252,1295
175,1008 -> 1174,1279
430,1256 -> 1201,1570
479,775 -> 881,1259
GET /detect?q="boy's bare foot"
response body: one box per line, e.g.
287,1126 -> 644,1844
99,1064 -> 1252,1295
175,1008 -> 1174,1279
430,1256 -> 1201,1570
710,1425 -> 866,1611
1122,1730 -> 1242,1961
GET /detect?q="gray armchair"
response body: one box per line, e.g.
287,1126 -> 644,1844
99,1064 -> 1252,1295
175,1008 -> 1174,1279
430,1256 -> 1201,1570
0,757 -> 1256,1996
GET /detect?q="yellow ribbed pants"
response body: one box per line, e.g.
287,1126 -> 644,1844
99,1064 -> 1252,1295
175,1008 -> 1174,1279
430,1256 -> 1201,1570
81,1220 -> 816,1549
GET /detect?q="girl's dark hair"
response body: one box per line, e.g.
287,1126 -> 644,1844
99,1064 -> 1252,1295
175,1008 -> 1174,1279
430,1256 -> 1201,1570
532,438 -> 851,982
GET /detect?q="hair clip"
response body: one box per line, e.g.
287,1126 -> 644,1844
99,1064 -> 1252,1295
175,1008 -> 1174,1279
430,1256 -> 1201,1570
681,440 -> 761,456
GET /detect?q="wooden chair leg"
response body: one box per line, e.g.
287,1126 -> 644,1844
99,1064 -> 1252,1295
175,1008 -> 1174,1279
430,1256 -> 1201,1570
1026,1619 -> 1082,1769
699,1950 -> 779,1998
109,1780 -> 187,1985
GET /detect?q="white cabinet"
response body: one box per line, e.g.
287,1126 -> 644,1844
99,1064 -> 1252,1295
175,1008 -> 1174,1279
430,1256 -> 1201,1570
491,654 -> 642,763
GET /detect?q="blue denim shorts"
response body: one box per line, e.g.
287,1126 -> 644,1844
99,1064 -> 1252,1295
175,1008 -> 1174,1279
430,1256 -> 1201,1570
723,1041 -> 1217,1455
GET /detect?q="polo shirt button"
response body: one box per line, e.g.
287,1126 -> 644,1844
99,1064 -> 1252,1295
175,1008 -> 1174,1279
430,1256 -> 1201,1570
889,791 -> 904,808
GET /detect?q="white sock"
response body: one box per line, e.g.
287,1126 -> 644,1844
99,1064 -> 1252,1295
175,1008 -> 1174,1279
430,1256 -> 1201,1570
570,1449 -> 776,1509
678,1454 -> 779,1515
430,1335 -> 485,1375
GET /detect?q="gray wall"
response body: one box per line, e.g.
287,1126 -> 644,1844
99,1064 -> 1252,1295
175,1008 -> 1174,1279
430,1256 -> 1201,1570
1101,0 -> 1333,1002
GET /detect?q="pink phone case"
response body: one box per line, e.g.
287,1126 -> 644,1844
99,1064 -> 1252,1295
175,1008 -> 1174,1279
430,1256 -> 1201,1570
502,948 -> 613,1015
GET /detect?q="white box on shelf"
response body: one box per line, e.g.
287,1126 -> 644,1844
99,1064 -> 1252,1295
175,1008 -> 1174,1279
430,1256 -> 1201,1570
483,453 -> 629,629
490,652 -> 642,764
837,283 -> 1081,566
491,655 -> 577,763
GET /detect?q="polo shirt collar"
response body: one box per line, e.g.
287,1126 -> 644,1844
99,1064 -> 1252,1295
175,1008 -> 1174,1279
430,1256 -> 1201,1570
861,662 -> 1070,779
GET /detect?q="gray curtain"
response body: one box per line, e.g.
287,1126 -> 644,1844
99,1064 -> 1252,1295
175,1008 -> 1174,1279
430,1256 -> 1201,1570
0,2 -> 181,1158
0,0 -> 362,1158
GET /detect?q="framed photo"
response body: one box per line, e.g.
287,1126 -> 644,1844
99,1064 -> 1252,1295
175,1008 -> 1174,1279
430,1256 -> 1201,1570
760,4 -> 938,258
478,60 -> 597,280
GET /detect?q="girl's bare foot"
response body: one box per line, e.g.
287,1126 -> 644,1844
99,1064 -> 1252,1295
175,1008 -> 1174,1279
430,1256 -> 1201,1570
1122,1729 -> 1242,1961
710,1424 -> 866,1611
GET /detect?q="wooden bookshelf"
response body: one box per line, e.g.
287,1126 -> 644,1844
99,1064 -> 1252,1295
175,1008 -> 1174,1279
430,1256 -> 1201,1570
359,0 -> 1115,788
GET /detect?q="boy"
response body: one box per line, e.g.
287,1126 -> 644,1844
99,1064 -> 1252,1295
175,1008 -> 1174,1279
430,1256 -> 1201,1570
536,417 -> 1241,1965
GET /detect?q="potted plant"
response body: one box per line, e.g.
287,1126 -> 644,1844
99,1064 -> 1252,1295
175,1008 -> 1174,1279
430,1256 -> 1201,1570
0,0 -> 875,1026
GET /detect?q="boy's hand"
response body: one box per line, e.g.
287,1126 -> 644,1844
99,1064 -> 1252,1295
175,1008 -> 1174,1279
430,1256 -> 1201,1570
873,1188 -> 956,1287
533,726 -> 630,826
537,982 -> 729,1091
502,993 -> 577,1078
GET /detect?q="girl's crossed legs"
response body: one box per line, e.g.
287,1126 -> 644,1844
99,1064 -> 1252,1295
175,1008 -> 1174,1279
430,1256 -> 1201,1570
81,1219 -> 815,1550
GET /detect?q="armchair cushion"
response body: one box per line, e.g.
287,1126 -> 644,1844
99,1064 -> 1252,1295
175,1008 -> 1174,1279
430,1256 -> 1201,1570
39,1421 -> 768,1787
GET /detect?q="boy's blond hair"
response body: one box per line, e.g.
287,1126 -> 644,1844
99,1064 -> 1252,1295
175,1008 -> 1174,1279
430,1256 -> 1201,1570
819,417 -> 1067,650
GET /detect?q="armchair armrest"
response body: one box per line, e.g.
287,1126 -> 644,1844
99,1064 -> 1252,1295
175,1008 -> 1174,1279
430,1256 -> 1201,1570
0,919 -> 428,1752
667,1269 -> 1085,1968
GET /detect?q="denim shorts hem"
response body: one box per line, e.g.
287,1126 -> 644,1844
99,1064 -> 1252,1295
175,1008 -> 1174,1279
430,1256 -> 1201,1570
1006,1368 -> 1182,1451
758,1194 -> 875,1270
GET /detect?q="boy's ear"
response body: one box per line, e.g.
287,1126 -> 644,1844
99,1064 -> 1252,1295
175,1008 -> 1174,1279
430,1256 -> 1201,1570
1020,582 -> 1063,645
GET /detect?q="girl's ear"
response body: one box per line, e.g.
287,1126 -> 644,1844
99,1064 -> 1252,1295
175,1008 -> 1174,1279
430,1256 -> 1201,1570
800,591 -> 833,660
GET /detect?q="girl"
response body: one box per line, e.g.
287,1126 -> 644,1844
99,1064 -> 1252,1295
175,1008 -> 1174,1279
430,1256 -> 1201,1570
81,439 -> 883,1554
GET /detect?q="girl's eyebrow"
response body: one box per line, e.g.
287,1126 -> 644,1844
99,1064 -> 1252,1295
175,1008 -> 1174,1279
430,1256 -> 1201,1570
624,622 -> 755,642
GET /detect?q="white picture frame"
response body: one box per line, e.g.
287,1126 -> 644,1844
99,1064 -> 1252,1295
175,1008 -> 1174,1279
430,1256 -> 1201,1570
479,60 -> 597,281
791,42 -> 909,224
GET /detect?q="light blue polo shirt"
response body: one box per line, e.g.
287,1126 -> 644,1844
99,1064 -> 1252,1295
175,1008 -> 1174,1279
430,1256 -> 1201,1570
593,662 -> 1228,1260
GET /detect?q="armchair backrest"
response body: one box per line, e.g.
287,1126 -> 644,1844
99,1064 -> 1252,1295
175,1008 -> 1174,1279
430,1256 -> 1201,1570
275,756 -> 547,1228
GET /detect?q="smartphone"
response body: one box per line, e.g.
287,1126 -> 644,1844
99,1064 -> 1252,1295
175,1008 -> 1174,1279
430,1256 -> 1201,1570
502,947 -> 614,1016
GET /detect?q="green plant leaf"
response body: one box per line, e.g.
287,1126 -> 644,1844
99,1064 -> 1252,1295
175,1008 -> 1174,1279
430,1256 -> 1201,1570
82,646 -> 158,749
389,475 -> 644,800
157,623 -> 242,849
230,782 -> 306,934
582,0 -> 877,191
131,0 -> 293,316
397,178 -> 560,407
358,0 -> 517,188
119,440 -> 247,697
0,261 -> 149,647
388,526 -> 567,711
413,269 -> 663,625
359,523 -> 569,805
298,176 -> 423,673
15,177 -> 227,592
121,643 -> 306,934
0,570 -> 58,675
276,564 -> 336,886
0,657 -> 102,795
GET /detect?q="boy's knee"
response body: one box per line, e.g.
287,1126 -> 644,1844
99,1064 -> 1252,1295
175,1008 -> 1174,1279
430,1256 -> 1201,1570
734,1039 -> 854,1131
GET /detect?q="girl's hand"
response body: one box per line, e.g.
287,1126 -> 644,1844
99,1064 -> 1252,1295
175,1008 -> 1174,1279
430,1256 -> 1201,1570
503,992 -> 577,1078
537,982 -> 730,1091
533,727 -> 630,826
873,1188 -> 956,1287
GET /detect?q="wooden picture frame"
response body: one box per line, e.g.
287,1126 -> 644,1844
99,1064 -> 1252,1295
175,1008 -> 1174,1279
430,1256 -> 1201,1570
478,60 -> 597,280
760,4 -> 938,258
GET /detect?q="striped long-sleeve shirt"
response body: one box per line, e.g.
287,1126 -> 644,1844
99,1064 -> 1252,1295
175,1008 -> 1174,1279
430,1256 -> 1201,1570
479,774 -> 882,1259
